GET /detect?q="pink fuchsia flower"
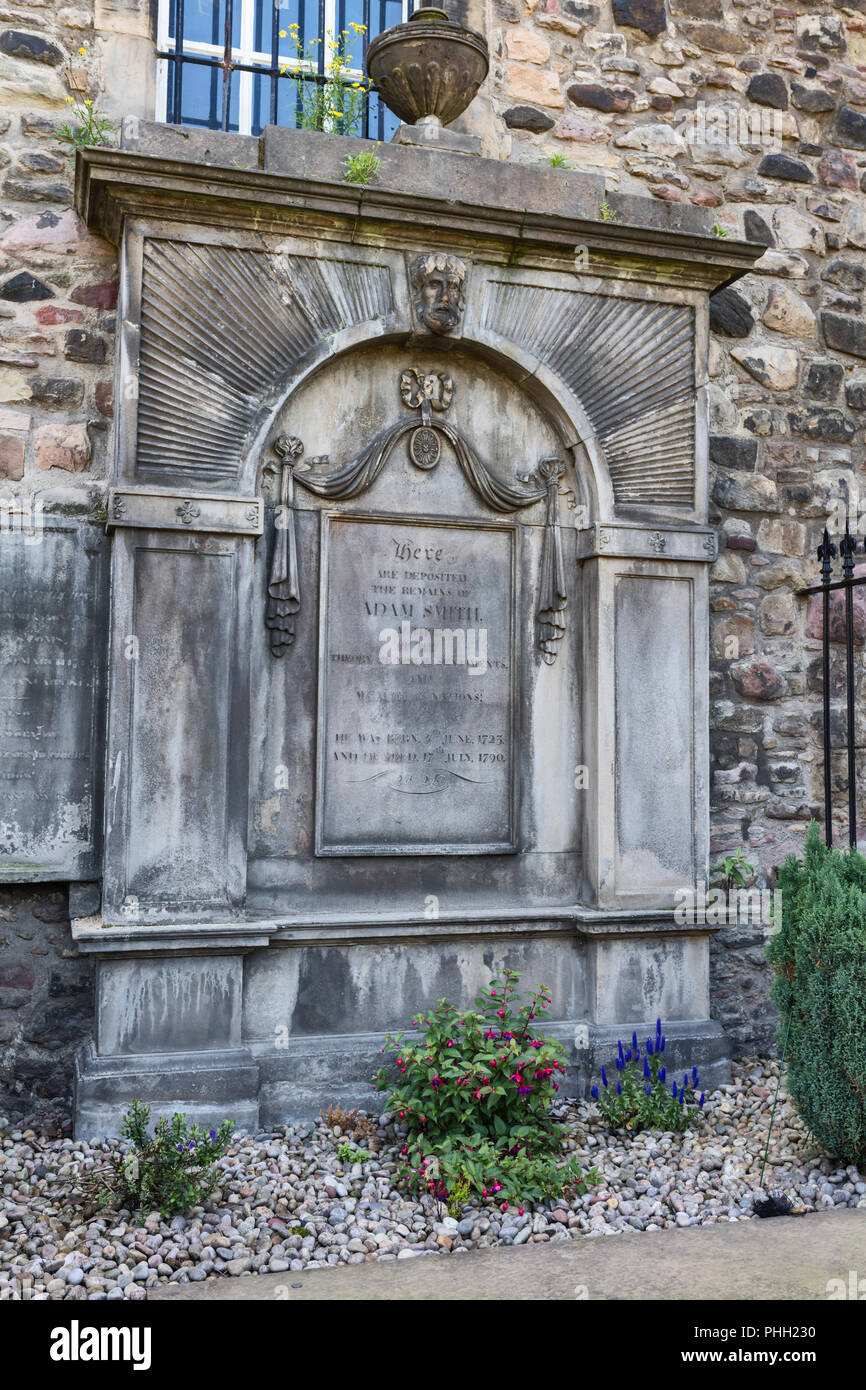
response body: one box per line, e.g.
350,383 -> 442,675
502,1202 -> 508,1211
498,1009 -> 505,1018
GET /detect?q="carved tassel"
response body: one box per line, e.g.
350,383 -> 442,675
536,458 -> 567,666
266,438 -> 302,657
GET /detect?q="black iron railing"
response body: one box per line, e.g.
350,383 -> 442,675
158,0 -> 407,140
799,517 -> 864,848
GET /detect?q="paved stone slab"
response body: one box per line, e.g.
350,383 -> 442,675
149,1207 -> 866,1301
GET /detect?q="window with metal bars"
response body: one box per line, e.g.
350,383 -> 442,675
156,0 -> 411,140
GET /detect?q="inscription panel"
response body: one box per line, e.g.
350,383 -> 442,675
0,518 -> 107,880
316,514 -> 517,855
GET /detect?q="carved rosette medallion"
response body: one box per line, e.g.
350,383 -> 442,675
409,426 -> 440,470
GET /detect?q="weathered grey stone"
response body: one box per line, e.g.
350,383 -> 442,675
790,82 -> 837,114
743,210 -> 773,247
709,287 -> 754,337
502,105 -> 555,132
0,519 -> 108,881
821,311 -> 866,358
709,436 -> 758,470
746,73 -> 788,110
822,258 -> 866,291
845,379 -> 866,410
612,0 -> 667,36
787,406 -> 855,441
757,153 -> 814,183
0,30 -> 63,65
804,359 -> 844,401
834,105 -> 866,150
0,272 -> 53,301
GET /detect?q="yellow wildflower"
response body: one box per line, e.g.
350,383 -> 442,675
278,28 -> 286,36
78,45 -> 87,55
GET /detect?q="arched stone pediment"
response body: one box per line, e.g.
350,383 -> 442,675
132,236 -> 696,517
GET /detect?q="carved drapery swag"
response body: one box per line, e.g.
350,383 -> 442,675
261,368 -> 569,663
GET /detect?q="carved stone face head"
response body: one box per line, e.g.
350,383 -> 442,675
409,252 -> 467,335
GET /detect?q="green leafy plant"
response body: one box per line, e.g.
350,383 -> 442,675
57,94 -> 114,150
375,970 -> 596,1207
56,44 -> 114,150
549,152 -> 570,168
279,22 -> 370,135
591,1021 -> 706,1133
768,823 -> 866,1164
600,198 -> 620,223
88,1101 -> 234,1218
710,845 -> 756,894
343,148 -> 381,185
337,1140 -> 371,1164
712,222 -> 731,238
445,1171 -> 471,1218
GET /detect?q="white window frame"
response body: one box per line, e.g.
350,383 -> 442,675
155,0 -> 410,135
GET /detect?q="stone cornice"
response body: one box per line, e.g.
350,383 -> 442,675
75,124 -> 764,292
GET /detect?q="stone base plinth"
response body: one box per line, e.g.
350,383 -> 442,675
74,1041 -> 260,1139
71,912 -> 731,1137
391,121 -> 482,155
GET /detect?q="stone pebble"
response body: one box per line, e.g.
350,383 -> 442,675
0,1057 -> 863,1300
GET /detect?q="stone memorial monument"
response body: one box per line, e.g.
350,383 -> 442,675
1,114 -> 761,1134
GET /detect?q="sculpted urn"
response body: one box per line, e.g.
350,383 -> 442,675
364,5 -> 489,129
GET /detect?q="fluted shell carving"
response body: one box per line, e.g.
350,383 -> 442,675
481,281 -> 696,509
135,240 -> 393,485
365,15 -> 489,127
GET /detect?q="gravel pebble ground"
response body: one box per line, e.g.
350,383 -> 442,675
2,1057 -> 863,1300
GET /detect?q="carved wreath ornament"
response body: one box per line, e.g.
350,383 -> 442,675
260,369 -> 568,665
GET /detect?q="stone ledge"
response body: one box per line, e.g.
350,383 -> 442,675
578,521 -> 718,562
76,122 -> 763,291
71,907 -> 721,953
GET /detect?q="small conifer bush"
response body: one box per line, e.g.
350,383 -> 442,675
768,822 -> 866,1164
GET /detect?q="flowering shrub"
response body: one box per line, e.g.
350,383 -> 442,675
89,1100 -> 234,1218
278,23 -> 370,136
375,970 -> 595,1207
590,1020 -> 706,1133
